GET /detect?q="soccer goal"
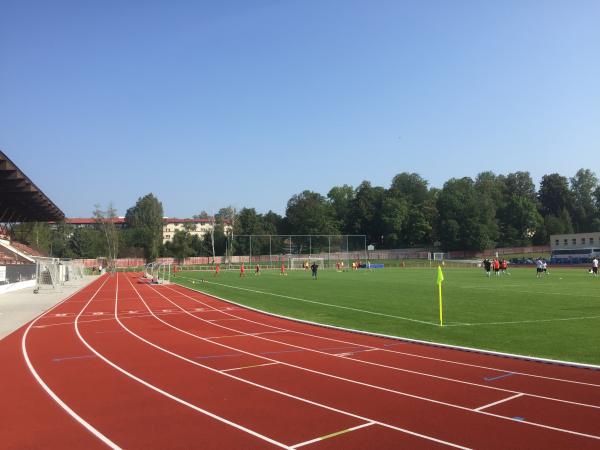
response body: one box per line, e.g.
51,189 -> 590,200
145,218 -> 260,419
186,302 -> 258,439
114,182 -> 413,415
144,262 -> 172,284
228,234 -> 367,270
34,257 -> 60,293
61,259 -> 85,285
289,257 -> 325,270
429,252 -> 446,261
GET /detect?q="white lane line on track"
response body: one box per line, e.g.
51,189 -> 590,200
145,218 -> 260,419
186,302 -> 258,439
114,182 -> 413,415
123,275 -> 470,449
32,310 -> 194,329
290,421 -> 376,449
166,284 -> 600,411
76,275 -> 291,450
335,348 -> 380,357
475,393 -> 525,412
22,276 -> 122,450
152,283 -> 600,441
221,362 -> 280,372
207,318 -> 243,322
206,330 -> 289,340
174,276 -> 600,387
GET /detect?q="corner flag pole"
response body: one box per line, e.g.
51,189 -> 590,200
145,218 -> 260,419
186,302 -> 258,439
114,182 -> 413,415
437,265 -> 444,326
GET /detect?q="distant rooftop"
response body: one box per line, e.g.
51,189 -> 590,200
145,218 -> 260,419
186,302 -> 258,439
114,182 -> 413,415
64,217 -> 226,225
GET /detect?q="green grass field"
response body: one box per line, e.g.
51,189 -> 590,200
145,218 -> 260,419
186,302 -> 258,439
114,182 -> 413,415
172,266 -> 600,366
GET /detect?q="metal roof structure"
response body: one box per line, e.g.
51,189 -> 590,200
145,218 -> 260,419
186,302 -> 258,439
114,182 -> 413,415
0,150 -> 65,222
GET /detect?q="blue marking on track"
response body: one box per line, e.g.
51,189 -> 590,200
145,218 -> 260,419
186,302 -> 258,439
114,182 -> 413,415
318,346 -> 365,353
512,416 -> 525,421
259,349 -> 305,356
52,355 -> 96,363
383,342 -> 404,348
194,348 -> 305,360
484,372 -> 516,381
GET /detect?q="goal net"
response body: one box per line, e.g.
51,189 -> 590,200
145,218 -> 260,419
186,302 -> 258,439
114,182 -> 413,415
144,262 -> 171,284
289,257 -> 325,270
34,257 -> 60,292
35,258 -> 87,292
429,252 -> 446,261
228,234 -> 367,270
61,260 -> 85,285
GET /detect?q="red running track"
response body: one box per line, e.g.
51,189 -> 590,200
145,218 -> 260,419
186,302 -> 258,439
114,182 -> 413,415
2,273 -> 600,449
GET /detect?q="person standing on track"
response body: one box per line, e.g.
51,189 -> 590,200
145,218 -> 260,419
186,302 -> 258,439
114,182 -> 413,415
311,261 -> 318,280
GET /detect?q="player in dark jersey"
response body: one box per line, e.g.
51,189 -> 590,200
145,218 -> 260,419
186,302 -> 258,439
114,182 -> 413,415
311,262 -> 318,279
483,259 -> 492,277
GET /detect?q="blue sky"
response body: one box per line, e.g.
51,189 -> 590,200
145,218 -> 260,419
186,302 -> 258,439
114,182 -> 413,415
1,1 -> 599,217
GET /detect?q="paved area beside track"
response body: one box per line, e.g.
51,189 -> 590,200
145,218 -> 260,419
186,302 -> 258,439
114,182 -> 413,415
0,276 -> 98,339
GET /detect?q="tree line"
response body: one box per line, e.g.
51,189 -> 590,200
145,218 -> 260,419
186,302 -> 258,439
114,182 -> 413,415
13,169 -> 600,260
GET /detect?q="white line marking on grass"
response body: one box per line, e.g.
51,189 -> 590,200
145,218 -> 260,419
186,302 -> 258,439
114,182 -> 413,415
475,393 -> 524,412
75,275 -> 292,450
123,275 -> 470,449
165,285 -> 600,411
182,277 -> 439,326
443,315 -> 600,327
290,421 -> 376,449
221,362 -> 280,372
22,276 -> 122,450
459,285 -> 600,298
151,283 -> 600,440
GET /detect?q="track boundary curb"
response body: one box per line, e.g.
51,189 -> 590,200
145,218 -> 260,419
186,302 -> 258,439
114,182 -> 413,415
174,279 -> 600,371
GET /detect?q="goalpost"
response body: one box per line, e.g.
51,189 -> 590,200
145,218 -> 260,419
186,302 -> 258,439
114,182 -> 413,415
61,259 -> 85,285
427,252 -> 446,268
34,257 -> 60,293
432,252 -> 445,261
289,257 -> 325,270
228,234 -> 367,270
34,258 -> 85,292
144,262 -> 171,284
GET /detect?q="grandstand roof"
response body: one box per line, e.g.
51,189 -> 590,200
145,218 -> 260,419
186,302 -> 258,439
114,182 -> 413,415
0,150 -> 65,222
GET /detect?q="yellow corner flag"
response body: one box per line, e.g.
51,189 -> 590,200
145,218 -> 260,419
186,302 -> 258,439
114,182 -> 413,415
437,265 -> 444,326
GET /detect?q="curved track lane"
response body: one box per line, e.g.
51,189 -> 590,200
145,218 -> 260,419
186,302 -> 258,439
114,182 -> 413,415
3,272 -> 600,449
